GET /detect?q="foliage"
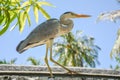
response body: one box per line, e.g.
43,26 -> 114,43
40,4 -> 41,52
0,58 -> 17,64
27,57 -> 42,65
110,29 -> 120,58
97,10 -> 120,58
53,31 -> 101,67
97,8 -> 120,69
97,10 -> 120,23
110,56 -> 120,70
114,56 -> 120,70
0,0 -> 54,36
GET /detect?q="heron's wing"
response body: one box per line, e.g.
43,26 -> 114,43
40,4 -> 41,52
27,18 -> 60,44
17,19 -> 61,53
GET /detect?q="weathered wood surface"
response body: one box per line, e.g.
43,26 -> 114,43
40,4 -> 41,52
0,65 -> 120,80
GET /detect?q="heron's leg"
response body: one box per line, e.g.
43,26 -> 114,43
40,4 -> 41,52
44,43 -> 53,77
49,40 -> 74,73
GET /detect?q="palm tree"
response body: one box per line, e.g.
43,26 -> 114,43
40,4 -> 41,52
27,57 -> 42,65
0,58 -> 17,64
97,2 -> 120,69
97,9 -> 120,57
53,31 -> 101,67
111,29 -> 120,57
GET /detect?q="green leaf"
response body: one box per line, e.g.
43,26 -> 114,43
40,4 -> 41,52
21,12 -> 27,32
7,12 -> 18,31
0,15 -> 4,25
18,12 -> 26,32
10,58 -> 17,64
33,5 -> 39,23
0,22 -> 10,36
19,11 -> 29,32
19,13 -> 23,32
29,0 -> 32,4
37,1 -> 55,7
21,1 -> 30,8
25,6 -> 31,13
0,10 -> 10,36
36,4 -> 50,19
26,13 -> 31,26
24,6 -> 31,26
10,0 -> 19,6
9,13 -> 17,23
17,13 -> 20,31
9,13 -> 18,31
27,57 -> 40,65
23,12 -> 27,21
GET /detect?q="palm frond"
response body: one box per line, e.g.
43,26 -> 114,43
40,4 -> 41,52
110,29 -> 120,58
53,31 -> 100,67
27,57 -> 41,65
0,58 -> 17,64
97,10 -> 120,22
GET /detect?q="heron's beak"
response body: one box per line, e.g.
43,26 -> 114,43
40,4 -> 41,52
75,14 -> 91,18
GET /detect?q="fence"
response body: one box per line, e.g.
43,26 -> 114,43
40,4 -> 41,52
0,65 -> 120,80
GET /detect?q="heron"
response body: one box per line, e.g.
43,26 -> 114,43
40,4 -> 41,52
16,12 -> 90,77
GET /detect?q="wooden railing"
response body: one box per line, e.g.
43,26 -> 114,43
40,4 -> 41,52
0,65 -> 120,80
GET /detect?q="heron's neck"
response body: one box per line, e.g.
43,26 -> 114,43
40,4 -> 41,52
59,16 -> 73,35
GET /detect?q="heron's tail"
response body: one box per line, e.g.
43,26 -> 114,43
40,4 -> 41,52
16,40 -> 27,53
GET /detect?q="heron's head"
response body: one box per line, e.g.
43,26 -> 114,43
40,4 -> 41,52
61,12 -> 91,19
